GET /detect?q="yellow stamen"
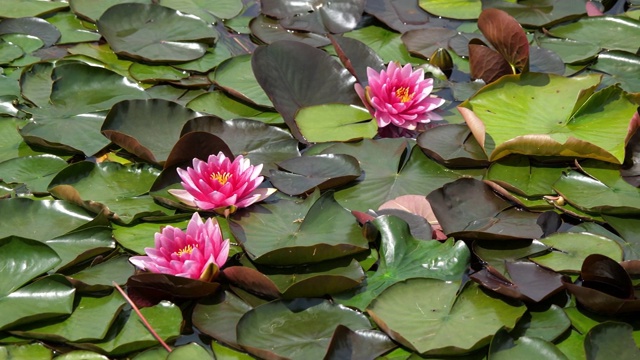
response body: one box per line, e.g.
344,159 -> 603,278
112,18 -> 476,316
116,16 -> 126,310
174,244 -> 196,256
211,171 -> 232,185
395,87 -> 414,103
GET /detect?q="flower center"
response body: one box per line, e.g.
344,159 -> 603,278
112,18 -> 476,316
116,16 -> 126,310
395,87 -> 414,103
174,244 -> 197,256
211,171 -> 232,185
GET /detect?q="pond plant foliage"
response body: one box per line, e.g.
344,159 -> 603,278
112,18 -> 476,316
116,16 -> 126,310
1,0 -> 640,359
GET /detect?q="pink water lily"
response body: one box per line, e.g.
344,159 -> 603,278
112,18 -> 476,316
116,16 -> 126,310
355,62 -> 445,132
129,212 -> 230,281
168,152 -> 276,214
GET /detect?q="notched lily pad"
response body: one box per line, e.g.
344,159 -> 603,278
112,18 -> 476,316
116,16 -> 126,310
47,161 -> 169,224
262,0 -> 365,35
367,279 -> 526,356
458,73 -> 638,164
531,232 -> 623,273
269,154 -> 361,196
97,3 -> 217,63
229,191 -> 368,265
237,298 -> 372,360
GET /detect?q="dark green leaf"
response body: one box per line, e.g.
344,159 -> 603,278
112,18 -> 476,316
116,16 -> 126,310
97,3 -> 216,63
237,299 -> 372,359
335,216 -> 470,310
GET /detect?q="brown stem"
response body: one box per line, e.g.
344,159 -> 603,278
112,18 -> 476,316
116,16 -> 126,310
112,282 -> 173,353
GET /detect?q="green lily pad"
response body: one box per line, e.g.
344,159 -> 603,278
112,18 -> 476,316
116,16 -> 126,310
485,156 -> 566,197
485,0 -> 588,27
70,0 -> 152,22
0,154 -> 67,193
11,292 -> 126,342
590,50 -> 640,93
67,256 -> 135,291
48,161 -> 168,224
530,232 -> 623,273
345,25 -> 427,64
0,275 -> 75,331
548,16 -> 640,53
489,328 -> 568,360
74,301 -> 181,356
0,198 -> 106,240
228,191 -> 368,265
553,167 -> 640,215
602,214 -> 640,260
47,226 -> 116,272
19,62 -> 148,156
249,15 -> 331,48
45,11 -> 102,44
186,90 -> 283,124
101,99 -> 200,165
334,216 -> 470,311
66,43 -> 134,78
584,322 -> 640,360
0,17 -> 60,47
0,343 -> 52,359
418,0 -> 481,20
510,305 -> 572,342
0,0 -> 68,18
555,330 -> 586,360
192,290 -> 252,349
367,279 -> 526,356
167,343 -> 211,360
237,298 -> 372,359
459,73 -> 637,164
0,236 -> 60,297
160,0 -> 243,22
211,54 -> 272,108
262,0 -> 364,34
537,37 -> 600,64
112,218 -> 190,254
324,139 -> 483,211
97,3 -> 217,63
295,103 -> 377,143
128,63 -> 188,83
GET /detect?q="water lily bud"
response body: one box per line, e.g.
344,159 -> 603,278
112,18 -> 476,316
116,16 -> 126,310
429,48 -> 453,78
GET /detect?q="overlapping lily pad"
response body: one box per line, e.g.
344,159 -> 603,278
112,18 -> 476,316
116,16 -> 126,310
367,279 -> 526,356
269,154 -> 362,195
335,215 -> 470,310
229,191 -> 368,265
427,178 -> 544,240
47,161 -> 169,224
459,72 -> 638,163
97,3 -> 217,63
237,298 -> 372,359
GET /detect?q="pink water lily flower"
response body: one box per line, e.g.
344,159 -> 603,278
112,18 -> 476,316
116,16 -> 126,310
168,152 -> 276,214
129,212 -> 230,281
355,62 -> 445,131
